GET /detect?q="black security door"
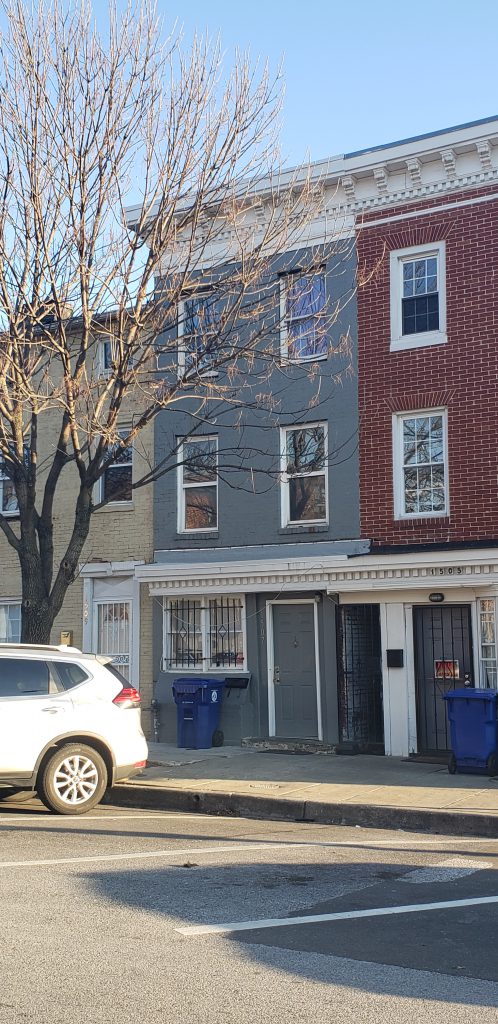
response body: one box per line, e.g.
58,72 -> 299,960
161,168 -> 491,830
337,605 -> 384,751
413,605 -> 473,754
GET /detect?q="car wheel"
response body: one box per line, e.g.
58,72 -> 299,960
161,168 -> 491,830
37,744 -> 108,815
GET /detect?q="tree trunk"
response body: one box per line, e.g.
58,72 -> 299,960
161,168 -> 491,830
20,556 -> 55,643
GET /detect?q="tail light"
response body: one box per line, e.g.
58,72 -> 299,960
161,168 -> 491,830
113,686 -> 141,709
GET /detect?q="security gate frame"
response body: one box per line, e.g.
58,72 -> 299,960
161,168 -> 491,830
413,604 -> 474,754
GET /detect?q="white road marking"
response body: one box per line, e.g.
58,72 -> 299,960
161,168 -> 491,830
403,857 -> 488,884
177,893 -> 498,936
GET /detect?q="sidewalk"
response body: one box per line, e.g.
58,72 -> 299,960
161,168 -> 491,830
108,742 -> 498,837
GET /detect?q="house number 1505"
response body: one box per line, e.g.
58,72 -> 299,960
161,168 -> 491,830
430,567 -> 463,575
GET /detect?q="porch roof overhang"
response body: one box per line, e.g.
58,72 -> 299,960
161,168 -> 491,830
134,553 -> 350,596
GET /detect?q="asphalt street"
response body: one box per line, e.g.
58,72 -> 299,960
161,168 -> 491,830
0,794 -> 497,1023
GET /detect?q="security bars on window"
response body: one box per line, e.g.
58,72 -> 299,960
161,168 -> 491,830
165,597 -> 245,670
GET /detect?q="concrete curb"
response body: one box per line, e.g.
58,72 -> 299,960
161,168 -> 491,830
106,783 -> 498,838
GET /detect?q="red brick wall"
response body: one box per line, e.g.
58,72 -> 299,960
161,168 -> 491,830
358,187 -> 498,546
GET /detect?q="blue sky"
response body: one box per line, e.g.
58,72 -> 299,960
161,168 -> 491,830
161,0 -> 498,167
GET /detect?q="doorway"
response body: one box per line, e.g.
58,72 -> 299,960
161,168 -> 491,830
413,604 -> 473,753
268,601 -> 320,739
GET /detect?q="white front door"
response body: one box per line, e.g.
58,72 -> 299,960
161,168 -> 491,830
94,600 -> 132,679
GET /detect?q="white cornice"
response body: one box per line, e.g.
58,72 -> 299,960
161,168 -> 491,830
135,548 -> 498,596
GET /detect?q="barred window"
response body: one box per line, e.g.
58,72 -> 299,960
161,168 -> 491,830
164,596 -> 245,670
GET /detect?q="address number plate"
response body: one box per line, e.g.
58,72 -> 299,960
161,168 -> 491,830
430,567 -> 464,576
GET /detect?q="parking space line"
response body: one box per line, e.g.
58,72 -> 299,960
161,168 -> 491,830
177,893 -> 498,936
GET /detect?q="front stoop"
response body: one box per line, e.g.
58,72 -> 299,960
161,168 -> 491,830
241,737 -> 339,755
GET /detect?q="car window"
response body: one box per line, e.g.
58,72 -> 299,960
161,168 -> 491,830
104,663 -> 130,686
0,657 -> 50,697
53,661 -> 90,690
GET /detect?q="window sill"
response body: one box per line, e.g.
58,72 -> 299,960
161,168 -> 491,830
390,330 -> 447,353
97,501 -> 134,513
279,524 -> 329,534
280,353 -> 328,365
394,514 -> 450,524
175,532 -> 219,540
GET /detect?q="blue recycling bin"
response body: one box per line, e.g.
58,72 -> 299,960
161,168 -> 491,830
443,688 -> 498,776
172,678 -> 225,749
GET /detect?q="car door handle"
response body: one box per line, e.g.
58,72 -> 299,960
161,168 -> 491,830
41,707 -> 64,714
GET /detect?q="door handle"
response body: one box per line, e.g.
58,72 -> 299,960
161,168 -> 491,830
41,707 -> 64,714
273,665 -> 280,685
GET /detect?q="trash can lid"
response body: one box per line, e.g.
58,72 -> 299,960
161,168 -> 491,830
443,688 -> 498,701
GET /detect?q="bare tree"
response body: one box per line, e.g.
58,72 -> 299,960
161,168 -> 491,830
0,0 -> 354,642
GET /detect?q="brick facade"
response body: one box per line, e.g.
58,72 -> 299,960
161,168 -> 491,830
357,186 -> 498,547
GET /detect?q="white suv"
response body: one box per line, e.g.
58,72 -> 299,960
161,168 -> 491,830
0,644 -> 148,814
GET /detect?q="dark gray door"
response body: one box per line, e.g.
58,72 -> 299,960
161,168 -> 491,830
272,603 -> 318,738
413,605 -> 473,754
337,604 -> 384,751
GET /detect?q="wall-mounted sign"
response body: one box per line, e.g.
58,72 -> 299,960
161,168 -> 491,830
429,593 -> 445,603
435,660 -> 460,680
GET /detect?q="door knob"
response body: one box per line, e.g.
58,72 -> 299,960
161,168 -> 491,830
273,665 -> 280,685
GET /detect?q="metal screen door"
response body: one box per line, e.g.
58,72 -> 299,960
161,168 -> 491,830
413,604 -> 473,754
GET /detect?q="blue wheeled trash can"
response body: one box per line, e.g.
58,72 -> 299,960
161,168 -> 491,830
172,678 -> 225,749
443,688 -> 498,776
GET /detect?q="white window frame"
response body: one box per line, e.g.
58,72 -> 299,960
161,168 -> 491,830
280,421 -> 329,527
177,436 -> 218,533
390,241 -> 447,352
479,598 -> 498,690
98,428 -> 133,506
0,464 -> 19,517
0,601 -> 21,642
393,408 -> 449,519
177,295 -> 220,378
279,270 -> 327,362
163,594 -> 247,673
99,337 -> 134,379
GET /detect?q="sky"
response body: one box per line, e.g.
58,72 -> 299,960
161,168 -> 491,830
156,0 -> 498,168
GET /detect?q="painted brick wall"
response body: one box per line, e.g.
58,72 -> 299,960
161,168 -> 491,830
357,187 -> 498,546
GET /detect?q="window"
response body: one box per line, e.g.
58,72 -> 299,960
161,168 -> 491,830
393,411 -> 448,517
178,436 -> 218,532
281,423 -> 328,526
101,430 -> 133,503
53,662 -> 90,690
164,596 -> 245,670
0,657 -> 49,697
0,460 -> 19,516
390,242 -> 446,351
479,599 -> 497,689
0,603 -> 21,642
100,337 -> 134,377
280,272 -> 327,361
178,294 -> 222,374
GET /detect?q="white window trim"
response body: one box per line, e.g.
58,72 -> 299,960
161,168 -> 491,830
392,408 -> 449,519
0,469 -> 19,517
97,428 -> 133,506
177,297 -> 220,379
0,600 -> 21,643
280,421 -> 329,527
99,337 -> 135,379
279,272 -> 328,363
177,436 -> 218,534
390,241 -> 447,352
163,594 -> 247,673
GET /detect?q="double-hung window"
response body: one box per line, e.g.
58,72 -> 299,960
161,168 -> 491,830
164,596 -> 245,670
394,411 -> 448,517
100,337 -> 134,377
280,271 -> 327,361
281,423 -> 328,526
390,242 -> 446,351
101,430 -> 133,504
178,436 -> 218,532
0,460 -> 18,515
178,294 -> 221,375
0,602 -> 21,642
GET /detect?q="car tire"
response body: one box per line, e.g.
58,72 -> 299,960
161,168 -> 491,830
37,744 -> 108,815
